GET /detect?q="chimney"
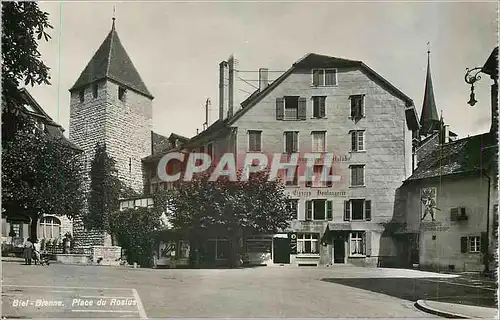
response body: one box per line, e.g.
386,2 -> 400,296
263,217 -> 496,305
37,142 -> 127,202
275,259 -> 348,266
259,68 -> 269,91
219,61 -> 229,120
444,125 -> 449,143
412,153 -> 418,172
228,55 -> 235,118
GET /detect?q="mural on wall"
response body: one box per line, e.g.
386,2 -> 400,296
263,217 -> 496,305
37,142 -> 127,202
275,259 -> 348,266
420,187 -> 440,221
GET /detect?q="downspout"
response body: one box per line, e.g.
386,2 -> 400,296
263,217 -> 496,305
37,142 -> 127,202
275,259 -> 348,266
481,170 -> 491,274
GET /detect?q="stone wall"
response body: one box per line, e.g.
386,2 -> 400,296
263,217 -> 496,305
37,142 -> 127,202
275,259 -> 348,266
69,79 -> 153,248
231,66 -> 413,263
403,173 -> 492,272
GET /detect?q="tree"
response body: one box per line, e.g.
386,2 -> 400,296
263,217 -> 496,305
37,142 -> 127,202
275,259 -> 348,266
2,118 -> 84,242
87,144 -> 121,232
87,143 -> 139,233
2,2 -> 53,144
2,2 -> 52,109
109,207 -> 164,267
156,169 -> 293,268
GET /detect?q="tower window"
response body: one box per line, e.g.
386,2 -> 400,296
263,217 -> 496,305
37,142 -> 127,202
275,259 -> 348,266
79,89 -> 85,103
118,87 -> 127,102
92,84 -> 98,98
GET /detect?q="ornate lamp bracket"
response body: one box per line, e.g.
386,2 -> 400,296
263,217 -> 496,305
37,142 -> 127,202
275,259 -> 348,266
465,67 -> 484,106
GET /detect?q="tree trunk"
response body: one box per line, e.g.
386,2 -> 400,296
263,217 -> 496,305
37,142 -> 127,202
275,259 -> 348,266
228,232 -> 242,268
30,214 -> 39,242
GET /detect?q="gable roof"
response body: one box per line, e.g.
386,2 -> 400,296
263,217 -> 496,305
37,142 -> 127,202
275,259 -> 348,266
69,20 -> 153,99
185,53 -> 420,146
406,132 -> 497,181
232,53 -> 418,130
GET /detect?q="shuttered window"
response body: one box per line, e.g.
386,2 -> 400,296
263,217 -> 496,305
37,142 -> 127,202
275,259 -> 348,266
312,70 -> 324,86
365,200 -> 372,221
284,131 -> 298,153
350,165 -> 365,186
325,69 -> 337,86
344,200 -> 350,221
351,131 -> 365,151
460,236 -> 468,253
312,131 -> 326,152
312,69 -> 337,86
305,200 -> 333,221
306,201 -> 313,221
287,199 -> 299,220
284,96 -> 299,120
312,96 -> 326,118
344,199 -> 372,221
298,97 -> 307,120
248,131 -> 262,152
326,201 -> 333,221
350,95 -> 364,119
276,98 -> 284,120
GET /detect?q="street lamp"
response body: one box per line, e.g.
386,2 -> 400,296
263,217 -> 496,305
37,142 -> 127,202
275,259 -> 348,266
464,67 -> 483,106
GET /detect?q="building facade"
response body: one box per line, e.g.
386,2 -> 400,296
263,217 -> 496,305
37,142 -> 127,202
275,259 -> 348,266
145,53 -> 420,267
2,89 -> 78,251
396,47 -> 498,273
68,19 -> 154,248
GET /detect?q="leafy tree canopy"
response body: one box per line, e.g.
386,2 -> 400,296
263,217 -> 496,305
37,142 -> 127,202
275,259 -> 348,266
2,2 -> 53,110
2,117 -> 84,241
109,207 -> 164,267
154,169 -> 293,266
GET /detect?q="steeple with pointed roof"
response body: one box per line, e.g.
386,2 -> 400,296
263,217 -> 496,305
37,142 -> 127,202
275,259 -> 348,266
419,48 -> 440,136
70,18 -> 153,99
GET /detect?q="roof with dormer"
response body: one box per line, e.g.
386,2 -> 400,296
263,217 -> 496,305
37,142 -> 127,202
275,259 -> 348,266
69,19 -> 153,99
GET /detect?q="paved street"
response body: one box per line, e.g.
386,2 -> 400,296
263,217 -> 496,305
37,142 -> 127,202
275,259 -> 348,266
2,261 -> 489,318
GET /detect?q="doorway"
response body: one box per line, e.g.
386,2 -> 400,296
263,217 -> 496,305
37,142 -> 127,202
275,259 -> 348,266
332,239 -> 345,264
273,237 -> 290,264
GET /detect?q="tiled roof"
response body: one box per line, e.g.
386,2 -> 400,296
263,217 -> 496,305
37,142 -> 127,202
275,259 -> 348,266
406,132 -> 497,181
69,21 -> 153,99
235,53 -> 418,131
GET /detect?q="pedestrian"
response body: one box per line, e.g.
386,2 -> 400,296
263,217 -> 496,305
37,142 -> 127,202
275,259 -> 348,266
33,239 -> 41,265
23,238 -> 33,265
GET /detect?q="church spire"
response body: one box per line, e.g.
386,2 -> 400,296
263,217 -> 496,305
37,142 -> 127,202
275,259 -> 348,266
112,6 -> 116,30
419,43 -> 441,136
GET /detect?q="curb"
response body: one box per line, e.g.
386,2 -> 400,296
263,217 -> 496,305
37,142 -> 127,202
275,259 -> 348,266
414,300 -> 470,319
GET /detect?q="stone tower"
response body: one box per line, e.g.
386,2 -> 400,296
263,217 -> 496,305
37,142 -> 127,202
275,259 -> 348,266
68,18 -> 153,248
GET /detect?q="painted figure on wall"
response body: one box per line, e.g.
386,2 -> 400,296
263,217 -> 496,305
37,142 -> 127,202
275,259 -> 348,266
420,187 -> 438,221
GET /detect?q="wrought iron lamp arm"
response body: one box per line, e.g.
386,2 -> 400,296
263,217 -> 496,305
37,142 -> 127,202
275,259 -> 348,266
465,67 -> 484,106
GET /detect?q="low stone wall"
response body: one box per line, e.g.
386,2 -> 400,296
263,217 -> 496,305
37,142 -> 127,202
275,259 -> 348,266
55,254 -> 91,264
92,246 -> 122,266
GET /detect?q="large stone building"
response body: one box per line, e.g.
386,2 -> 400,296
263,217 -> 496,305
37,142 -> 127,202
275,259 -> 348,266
143,53 -> 421,267
68,19 -> 154,248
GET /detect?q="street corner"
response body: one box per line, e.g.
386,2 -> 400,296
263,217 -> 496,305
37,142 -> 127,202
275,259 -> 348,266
1,285 -> 147,319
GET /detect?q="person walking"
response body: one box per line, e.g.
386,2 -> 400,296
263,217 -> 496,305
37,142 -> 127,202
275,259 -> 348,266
23,238 -> 33,265
33,239 -> 41,265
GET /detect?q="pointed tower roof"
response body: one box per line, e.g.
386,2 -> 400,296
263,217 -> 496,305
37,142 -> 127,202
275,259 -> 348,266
69,18 -> 154,99
419,48 -> 440,136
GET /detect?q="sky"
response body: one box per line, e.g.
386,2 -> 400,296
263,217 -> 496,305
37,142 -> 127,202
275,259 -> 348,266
30,1 -> 498,140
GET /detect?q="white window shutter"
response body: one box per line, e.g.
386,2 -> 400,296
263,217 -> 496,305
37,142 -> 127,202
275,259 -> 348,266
365,231 -> 372,256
